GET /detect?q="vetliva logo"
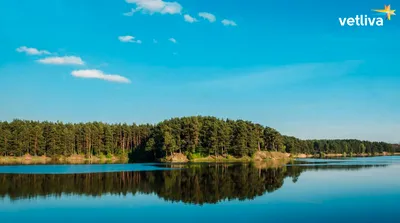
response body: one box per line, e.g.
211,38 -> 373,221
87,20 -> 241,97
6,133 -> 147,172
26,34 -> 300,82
339,15 -> 384,26
339,5 -> 395,26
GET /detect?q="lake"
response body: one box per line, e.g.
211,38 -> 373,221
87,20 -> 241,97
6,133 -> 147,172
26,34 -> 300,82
1,156 -> 400,223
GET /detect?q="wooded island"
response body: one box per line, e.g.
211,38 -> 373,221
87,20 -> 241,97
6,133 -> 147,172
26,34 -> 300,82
0,116 -> 397,163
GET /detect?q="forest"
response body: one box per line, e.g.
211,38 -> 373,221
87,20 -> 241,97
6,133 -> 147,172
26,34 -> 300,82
0,116 -> 397,160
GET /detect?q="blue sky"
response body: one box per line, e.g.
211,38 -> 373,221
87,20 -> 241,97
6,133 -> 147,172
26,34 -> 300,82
0,0 -> 399,142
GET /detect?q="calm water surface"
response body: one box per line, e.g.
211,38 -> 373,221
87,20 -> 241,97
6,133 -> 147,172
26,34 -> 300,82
1,156 -> 399,223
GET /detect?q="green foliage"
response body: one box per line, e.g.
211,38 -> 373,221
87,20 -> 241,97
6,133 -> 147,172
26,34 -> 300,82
360,143 -> 367,154
264,127 -> 283,151
226,154 -> 234,160
0,117 -> 396,161
98,153 -> 106,160
0,120 -> 153,159
187,152 -> 203,160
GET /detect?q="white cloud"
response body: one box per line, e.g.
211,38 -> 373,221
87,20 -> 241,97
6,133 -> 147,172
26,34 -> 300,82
221,19 -> 237,26
125,0 -> 182,15
119,36 -> 134,42
71,69 -> 131,83
37,56 -> 84,65
16,46 -> 51,55
169,38 -> 177,43
198,12 -> 216,22
184,14 -> 197,23
118,35 -> 142,43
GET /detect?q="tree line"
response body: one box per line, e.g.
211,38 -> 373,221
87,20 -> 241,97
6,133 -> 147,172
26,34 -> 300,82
0,116 -> 396,160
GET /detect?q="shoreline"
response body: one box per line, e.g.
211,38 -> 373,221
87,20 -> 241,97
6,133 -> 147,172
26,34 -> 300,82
161,151 -> 400,163
0,154 -> 128,165
292,152 -> 400,158
1,152 -> 399,165
159,151 -> 292,163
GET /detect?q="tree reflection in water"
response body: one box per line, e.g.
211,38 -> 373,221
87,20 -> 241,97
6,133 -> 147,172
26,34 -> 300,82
0,163 -> 386,204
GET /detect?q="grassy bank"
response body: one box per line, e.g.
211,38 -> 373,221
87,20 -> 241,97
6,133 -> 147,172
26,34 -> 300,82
293,152 -> 400,158
160,151 -> 292,163
190,155 -> 253,163
161,151 -> 400,163
0,154 -> 128,164
2,152 -> 398,165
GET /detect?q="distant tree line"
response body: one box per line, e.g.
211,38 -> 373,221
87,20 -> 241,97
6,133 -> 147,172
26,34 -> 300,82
0,117 -> 396,159
283,136 -> 394,155
0,119 -> 152,158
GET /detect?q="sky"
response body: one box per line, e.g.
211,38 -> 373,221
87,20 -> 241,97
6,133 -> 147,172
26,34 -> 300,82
0,0 -> 399,142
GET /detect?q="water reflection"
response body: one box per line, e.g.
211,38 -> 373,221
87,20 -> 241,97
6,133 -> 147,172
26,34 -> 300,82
0,163 -> 387,204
